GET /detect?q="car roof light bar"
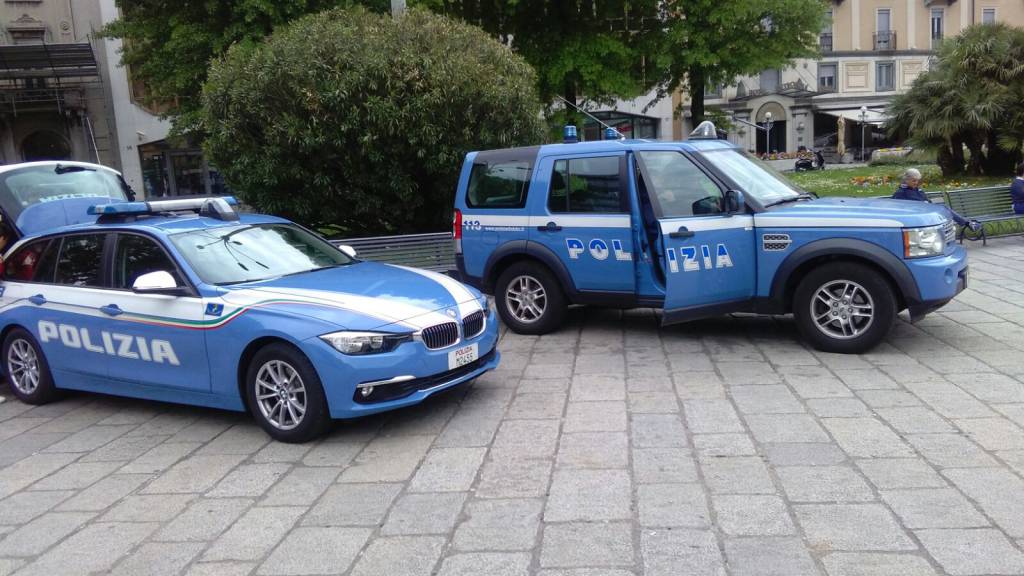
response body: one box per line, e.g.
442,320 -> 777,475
89,196 -> 239,221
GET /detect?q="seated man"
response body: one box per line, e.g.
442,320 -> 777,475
892,168 -> 981,232
1012,162 -> 1024,215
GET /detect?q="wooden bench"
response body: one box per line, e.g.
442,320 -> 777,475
331,232 -> 455,274
942,186 -> 1023,245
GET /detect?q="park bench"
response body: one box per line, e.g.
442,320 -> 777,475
942,186 -> 1022,245
331,232 -> 455,274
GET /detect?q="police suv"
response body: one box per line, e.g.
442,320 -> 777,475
0,162 -> 498,442
454,122 -> 968,353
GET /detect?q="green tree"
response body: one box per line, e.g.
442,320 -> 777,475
654,0 -> 827,125
200,7 -> 545,234
100,0 -> 388,133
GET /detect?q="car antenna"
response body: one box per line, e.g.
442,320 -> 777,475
554,96 -> 625,140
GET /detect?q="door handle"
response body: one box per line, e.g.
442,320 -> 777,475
100,304 -> 123,317
28,294 -> 46,306
669,226 -> 695,239
536,221 -> 562,232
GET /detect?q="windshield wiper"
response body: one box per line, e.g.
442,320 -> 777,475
54,164 -> 95,175
766,193 -> 817,207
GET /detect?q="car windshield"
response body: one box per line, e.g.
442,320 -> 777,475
0,165 -> 131,222
697,149 -> 806,206
170,224 -> 353,285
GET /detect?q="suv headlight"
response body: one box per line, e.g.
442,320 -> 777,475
320,331 -> 411,355
903,224 -> 945,258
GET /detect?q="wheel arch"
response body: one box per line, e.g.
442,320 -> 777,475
236,336 -> 303,410
483,240 -> 577,298
0,323 -> 30,376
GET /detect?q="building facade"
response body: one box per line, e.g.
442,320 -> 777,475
676,0 -> 1024,159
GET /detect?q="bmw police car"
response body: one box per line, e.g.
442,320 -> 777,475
0,162 -> 498,442
454,121 -> 968,354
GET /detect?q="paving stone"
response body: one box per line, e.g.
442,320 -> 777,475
42,424 -> 135,453
491,419 -> 561,457
437,552 -> 531,576
302,483 -> 402,526
641,529 -> 725,576
196,424 -> 270,455
724,537 -> 821,576
338,434 -> 434,482
806,398 -> 873,418
78,434 -> 168,463
100,493 -> 195,522
119,441 -> 201,474
13,521 -> 157,576
834,369 -> 900,390
673,372 -> 727,400
905,383 -> 998,419
257,527 -> 371,575
821,418 -> 914,458
0,453 -> 79,499
476,456 -> 553,499
382,492 -> 467,535
633,447 -> 698,483
300,435 -> 368,467
746,414 -> 830,443
260,466 -> 340,506
954,417 -> 1024,451
563,401 -> 627,433
54,473 -> 149,512
684,399 -> 745,434
717,361 -> 780,385
0,559 -> 23,576
453,498 -> 542,551
943,468 -> 1024,537
545,469 -> 631,522
250,440 -> 313,464
141,454 -> 247,493
628,391 -> 680,413
795,504 -> 916,551
880,489 -> 988,529
206,463 -> 290,498
202,506 -> 305,562
518,378 -> 571,394
0,489 -> 74,524
569,374 -> 626,400
409,447 -> 487,492
730,385 -> 806,414
857,390 -> 922,408
540,522 -> 634,568
27,461 -> 121,492
915,528 -> 1024,576
776,466 -> 874,502
906,434 -> 999,468
692,433 -> 756,457
155,498 -> 253,542
763,443 -> 848,467
713,494 -> 795,536
637,483 -> 709,528
874,407 -> 955,434
855,459 -> 946,489
631,414 -> 688,447
109,542 -> 204,576
507,392 -> 566,419
950,372 -> 1024,403
821,553 -> 939,576
781,366 -> 852,399
0,511 -> 94,556
700,456 -> 775,494
434,406 -> 505,448
349,535 -> 446,576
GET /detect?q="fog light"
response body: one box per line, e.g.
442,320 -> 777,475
360,386 -> 374,397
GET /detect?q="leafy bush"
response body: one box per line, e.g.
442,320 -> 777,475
201,7 -> 545,235
868,148 -> 937,166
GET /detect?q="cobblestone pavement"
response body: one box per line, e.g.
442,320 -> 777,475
1,239 -> 1024,576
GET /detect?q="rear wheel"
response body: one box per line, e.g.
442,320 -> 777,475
245,343 -> 331,443
2,328 -> 59,405
495,262 -> 567,335
793,262 -> 896,354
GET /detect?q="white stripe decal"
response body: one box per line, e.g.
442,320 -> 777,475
528,215 -> 632,229
659,216 -> 754,235
755,216 -> 904,228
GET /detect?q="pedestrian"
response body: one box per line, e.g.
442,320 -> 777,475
1012,161 -> 1024,214
892,168 -> 981,232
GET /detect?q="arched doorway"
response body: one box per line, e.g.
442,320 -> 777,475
755,102 -> 787,155
21,130 -> 71,162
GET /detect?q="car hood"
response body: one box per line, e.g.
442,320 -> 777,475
756,197 -> 949,228
218,261 -> 483,331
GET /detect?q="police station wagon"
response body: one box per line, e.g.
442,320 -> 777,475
454,122 -> 968,354
0,162 -> 498,442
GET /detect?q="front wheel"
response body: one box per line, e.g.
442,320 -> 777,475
495,262 -> 567,335
793,262 -> 896,354
2,328 -> 59,405
245,343 -> 331,443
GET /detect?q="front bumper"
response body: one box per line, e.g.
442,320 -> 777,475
305,308 -> 501,419
905,245 -> 968,322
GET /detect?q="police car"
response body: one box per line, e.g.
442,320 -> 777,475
454,122 -> 968,354
0,161 -> 498,442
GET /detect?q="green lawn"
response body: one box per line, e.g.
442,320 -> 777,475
788,164 -> 1011,198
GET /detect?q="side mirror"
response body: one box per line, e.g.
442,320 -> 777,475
338,244 -> 357,258
132,270 -> 188,296
725,190 -> 745,214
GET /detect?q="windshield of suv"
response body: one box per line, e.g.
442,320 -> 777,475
0,165 -> 131,222
170,224 -> 353,285
697,149 -> 806,206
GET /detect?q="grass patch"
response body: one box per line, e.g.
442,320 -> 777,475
788,164 -> 1011,198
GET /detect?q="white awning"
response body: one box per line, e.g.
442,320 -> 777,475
819,108 -> 889,125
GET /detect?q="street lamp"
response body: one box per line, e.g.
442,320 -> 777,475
764,111 -> 774,155
860,105 -> 868,162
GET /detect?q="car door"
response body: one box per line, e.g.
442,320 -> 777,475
634,150 -> 756,323
529,153 -> 636,294
104,232 -> 211,392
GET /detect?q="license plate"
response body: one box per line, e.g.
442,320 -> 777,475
448,343 -> 478,370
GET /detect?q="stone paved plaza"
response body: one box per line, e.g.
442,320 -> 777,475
1,239 -> 1024,575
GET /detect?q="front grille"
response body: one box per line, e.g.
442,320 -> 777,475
355,349 -> 496,404
462,310 -> 485,339
421,322 -> 459,349
943,220 -> 956,244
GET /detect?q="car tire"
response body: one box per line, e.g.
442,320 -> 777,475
793,262 -> 896,354
245,342 -> 331,443
495,262 -> 567,335
2,327 -> 59,405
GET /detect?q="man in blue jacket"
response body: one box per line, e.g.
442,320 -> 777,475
892,168 -> 981,232
1012,162 -> 1024,214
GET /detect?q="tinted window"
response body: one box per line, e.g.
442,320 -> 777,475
55,234 -> 105,287
636,151 -> 724,217
467,161 -> 531,208
114,234 -> 183,290
3,239 -> 57,283
548,156 -> 624,214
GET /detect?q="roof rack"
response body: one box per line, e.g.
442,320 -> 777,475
89,196 -> 240,223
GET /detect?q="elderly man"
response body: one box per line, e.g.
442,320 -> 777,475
892,168 -> 981,232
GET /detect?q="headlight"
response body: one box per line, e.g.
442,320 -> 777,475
903,224 -> 945,258
319,331 -> 411,355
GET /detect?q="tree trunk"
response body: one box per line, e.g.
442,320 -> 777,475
964,135 -> 984,176
688,66 -> 706,131
949,134 -> 966,175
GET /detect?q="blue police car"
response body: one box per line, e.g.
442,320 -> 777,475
0,161 -> 499,442
454,122 -> 968,354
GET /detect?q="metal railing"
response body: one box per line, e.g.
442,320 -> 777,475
331,232 -> 455,274
874,31 -> 897,51
819,33 -> 833,52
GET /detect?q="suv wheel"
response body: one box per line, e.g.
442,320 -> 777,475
2,328 -> 59,405
245,343 -> 331,443
793,262 -> 896,354
495,262 -> 567,335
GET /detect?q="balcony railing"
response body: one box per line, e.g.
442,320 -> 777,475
874,30 -> 897,51
819,33 -> 833,52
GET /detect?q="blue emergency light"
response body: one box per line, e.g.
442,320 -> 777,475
563,125 -> 579,144
88,196 -> 240,219
604,127 -> 620,140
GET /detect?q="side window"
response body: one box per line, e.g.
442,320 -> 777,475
636,151 -> 724,218
3,239 -> 58,283
548,156 -> 624,214
114,234 -> 183,290
466,161 -> 531,209
55,234 -> 105,287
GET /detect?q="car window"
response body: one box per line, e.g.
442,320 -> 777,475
466,161 -> 531,208
0,165 -> 130,223
636,151 -> 724,217
697,148 -> 803,206
114,234 -> 183,290
548,156 -> 624,213
55,234 -> 105,287
3,238 -> 57,283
